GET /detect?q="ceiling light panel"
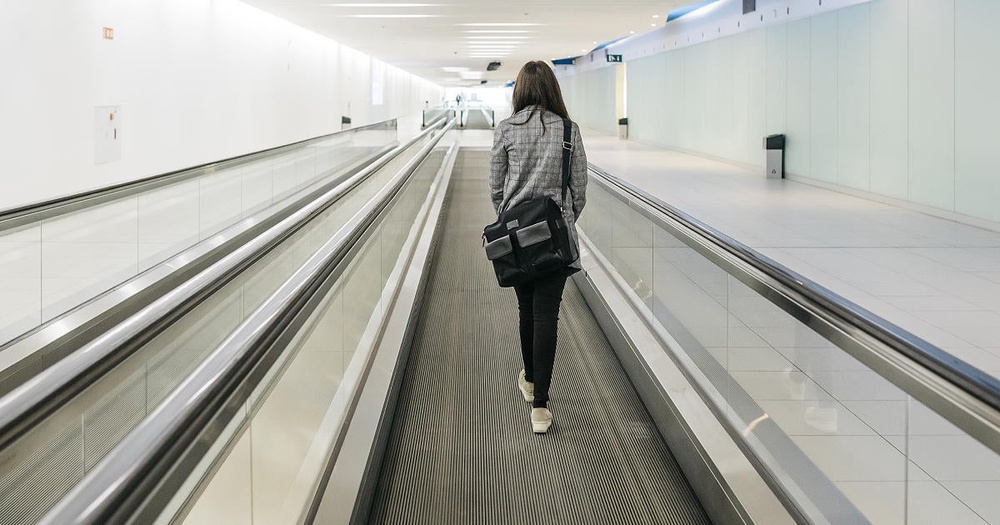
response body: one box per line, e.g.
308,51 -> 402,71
464,36 -> 529,39
460,23 -> 541,27
462,30 -> 530,34
349,14 -> 439,17
326,3 -> 441,6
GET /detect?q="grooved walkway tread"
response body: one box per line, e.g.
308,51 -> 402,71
368,150 -> 711,524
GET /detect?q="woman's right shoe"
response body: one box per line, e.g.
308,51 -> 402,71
531,407 -> 552,434
517,369 -> 534,402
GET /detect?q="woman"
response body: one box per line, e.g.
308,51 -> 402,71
489,61 -> 587,434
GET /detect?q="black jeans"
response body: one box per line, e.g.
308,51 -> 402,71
513,270 -> 569,408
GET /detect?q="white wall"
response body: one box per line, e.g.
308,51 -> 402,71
0,0 -> 442,210
561,65 -> 618,136
583,0 -> 1000,224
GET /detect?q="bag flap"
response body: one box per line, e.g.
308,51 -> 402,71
485,235 -> 513,260
515,221 -> 551,247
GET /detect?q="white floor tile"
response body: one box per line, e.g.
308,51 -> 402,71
727,346 -> 792,371
907,480 -> 990,525
908,435 -> 1000,481
908,400 -> 964,436
943,481 -> 1000,525
726,319 -> 770,348
791,435 -> 905,482
731,371 -> 831,401
582,130 -> 1000,361
757,399 -> 875,436
776,346 -> 871,373
41,198 -> 138,244
811,370 -> 907,401
835,481 -> 905,524
41,242 -> 137,320
137,180 -> 199,244
842,400 -> 907,437
242,161 -> 274,217
200,169 -> 244,239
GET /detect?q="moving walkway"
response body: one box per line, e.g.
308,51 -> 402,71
0,117 -> 998,524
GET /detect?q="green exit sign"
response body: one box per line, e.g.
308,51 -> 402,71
606,54 -> 623,63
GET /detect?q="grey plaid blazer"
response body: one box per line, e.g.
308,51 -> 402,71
489,105 -> 588,269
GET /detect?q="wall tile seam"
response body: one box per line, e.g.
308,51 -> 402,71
951,0 -> 956,217
906,0 -> 912,205
866,1 -> 872,193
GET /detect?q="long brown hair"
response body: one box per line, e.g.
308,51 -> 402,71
511,61 -> 570,132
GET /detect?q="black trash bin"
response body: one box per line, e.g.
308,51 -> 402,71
764,134 -> 785,179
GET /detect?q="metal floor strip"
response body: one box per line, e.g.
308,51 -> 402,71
368,150 -> 711,525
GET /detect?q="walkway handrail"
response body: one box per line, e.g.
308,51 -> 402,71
0,118 -> 445,453
588,163 -> 1000,454
0,119 -> 398,232
37,118 -> 455,524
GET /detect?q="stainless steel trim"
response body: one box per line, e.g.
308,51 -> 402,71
312,138 -> 459,525
0,121 -> 446,452
0,119 -> 398,231
586,164 -> 1000,455
0,143 -> 396,392
37,120 -> 455,525
572,234 -> 797,525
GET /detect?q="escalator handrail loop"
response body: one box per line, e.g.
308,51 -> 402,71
0,118 -> 399,232
587,163 -> 1000,453
39,119 -> 455,525
0,118 -> 449,452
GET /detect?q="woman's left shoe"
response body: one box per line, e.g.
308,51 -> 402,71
517,369 -> 534,402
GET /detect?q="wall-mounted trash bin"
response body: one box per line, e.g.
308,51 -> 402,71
764,134 -> 784,179
618,117 -> 628,140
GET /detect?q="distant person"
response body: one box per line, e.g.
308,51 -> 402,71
489,61 -> 588,434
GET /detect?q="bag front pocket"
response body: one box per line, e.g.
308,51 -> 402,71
484,235 -> 513,260
514,221 -> 552,247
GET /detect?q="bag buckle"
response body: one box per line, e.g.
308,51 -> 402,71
562,141 -> 573,151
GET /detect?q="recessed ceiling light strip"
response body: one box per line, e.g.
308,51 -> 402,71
460,23 -> 541,27
326,3 -> 441,6
348,14 -> 439,18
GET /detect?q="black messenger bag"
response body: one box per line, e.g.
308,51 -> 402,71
483,118 -> 575,287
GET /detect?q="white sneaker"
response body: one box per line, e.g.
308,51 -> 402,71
517,369 -> 534,403
531,407 -> 552,434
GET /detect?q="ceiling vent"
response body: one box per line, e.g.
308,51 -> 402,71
487,61 -> 501,71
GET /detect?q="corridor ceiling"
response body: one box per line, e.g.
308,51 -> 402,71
241,0 -> 692,86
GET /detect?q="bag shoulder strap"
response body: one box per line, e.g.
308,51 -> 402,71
561,118 -> 572,204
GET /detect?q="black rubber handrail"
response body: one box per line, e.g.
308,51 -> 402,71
588,163 -> 1000,416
